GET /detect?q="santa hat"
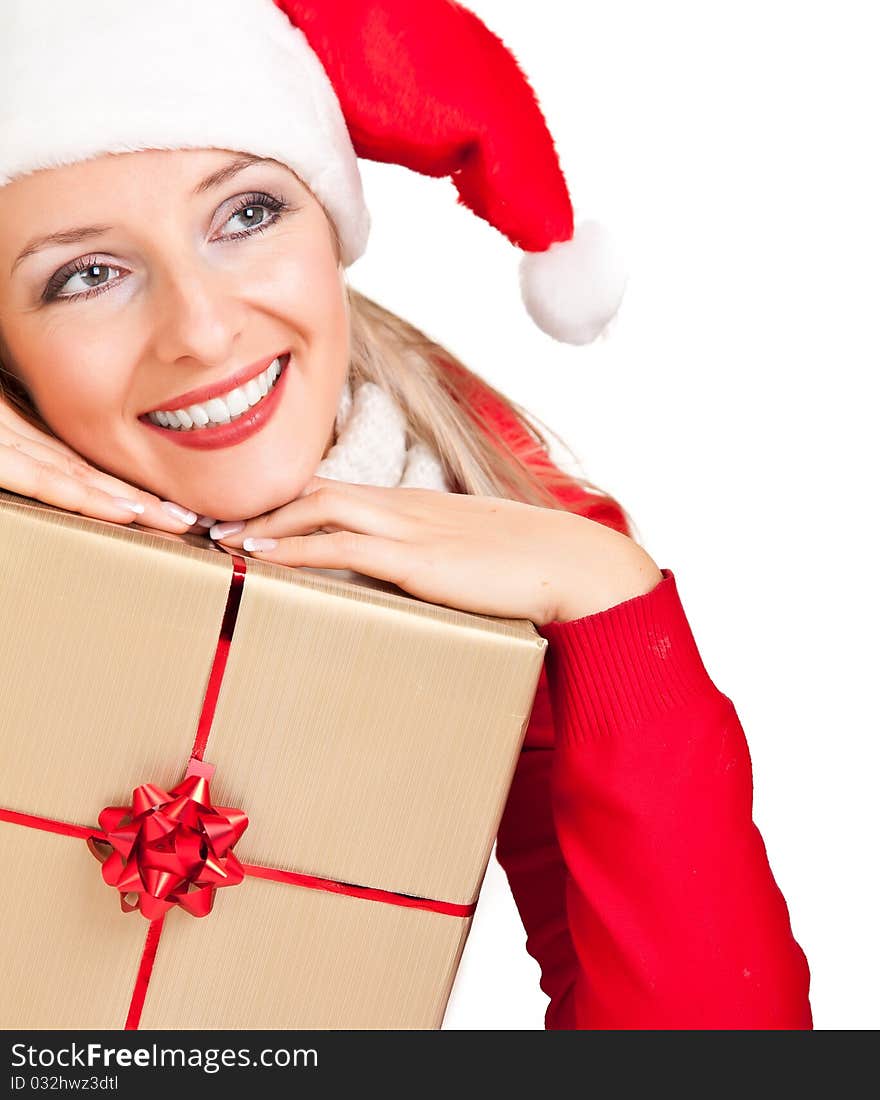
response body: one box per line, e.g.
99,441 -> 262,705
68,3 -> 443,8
0,0 -> 627,346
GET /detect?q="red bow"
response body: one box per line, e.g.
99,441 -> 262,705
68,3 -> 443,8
87,774 -> 248,920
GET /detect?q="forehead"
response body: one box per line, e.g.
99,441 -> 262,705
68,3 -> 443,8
0,150 -> 320,274
0,148 -> 295,207
0,149 -> 340,282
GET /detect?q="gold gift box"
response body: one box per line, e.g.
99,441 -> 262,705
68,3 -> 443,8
0,488 -> 546,1029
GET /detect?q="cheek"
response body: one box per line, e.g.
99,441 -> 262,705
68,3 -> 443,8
13,330 -> 127,431
258,234 -> 348,345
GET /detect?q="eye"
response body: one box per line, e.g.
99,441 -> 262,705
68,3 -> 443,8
42,256 -> 125,304
42,191 -> 293,304
218,191 -> 290,242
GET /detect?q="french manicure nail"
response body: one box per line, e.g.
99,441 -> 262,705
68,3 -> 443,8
209,521 -> 245,540
161,501 -> 199,524
111,497 -> 145,514
195,515 -> 216,528
243,538 -> 278,552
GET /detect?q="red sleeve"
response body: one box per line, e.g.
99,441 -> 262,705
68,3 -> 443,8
473,392 -> 813,1028
528,569 -> 814,1028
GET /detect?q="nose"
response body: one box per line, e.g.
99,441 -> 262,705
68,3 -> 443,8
149,254 -> 246,369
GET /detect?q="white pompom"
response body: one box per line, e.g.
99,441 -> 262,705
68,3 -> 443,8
519,219 -> 628,345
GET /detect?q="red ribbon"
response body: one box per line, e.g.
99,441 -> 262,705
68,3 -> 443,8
0,552 -> 476,1028
86,773 -> 249,920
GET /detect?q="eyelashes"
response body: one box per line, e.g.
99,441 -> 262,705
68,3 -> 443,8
42,253 -> 120,305
41,191 -> 294,305
221,192 -> 291,242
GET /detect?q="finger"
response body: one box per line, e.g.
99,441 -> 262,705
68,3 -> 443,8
237,529 -> 407,585
0,429 -> 198,533
297,475 -> 396,500
297,475 -> 356,497
1,429 -> 122,485
0,441 -> 163,525
0,406 -> 90,465
216,483 -> 410,546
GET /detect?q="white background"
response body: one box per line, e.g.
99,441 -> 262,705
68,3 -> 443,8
348,1 -> 878,1029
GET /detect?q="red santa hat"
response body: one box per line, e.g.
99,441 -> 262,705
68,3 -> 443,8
0,0 -> 627,346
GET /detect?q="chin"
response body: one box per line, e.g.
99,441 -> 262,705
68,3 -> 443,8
190,474 -> 309,524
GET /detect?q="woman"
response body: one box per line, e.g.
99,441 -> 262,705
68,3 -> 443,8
0,0 -> 812,1028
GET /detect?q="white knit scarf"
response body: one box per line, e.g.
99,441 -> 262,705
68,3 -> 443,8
305,377 -> 451,585
317,377 -> 451,492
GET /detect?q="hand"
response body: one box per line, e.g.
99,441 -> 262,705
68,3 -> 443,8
0,394 -> 208,535
210,476 -> 661,626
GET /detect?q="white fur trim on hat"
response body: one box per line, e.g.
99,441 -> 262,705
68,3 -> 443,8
0,0 -> 369,267
519,220 -> 629,345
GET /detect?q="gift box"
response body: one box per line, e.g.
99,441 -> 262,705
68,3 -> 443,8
0,488 -> 546,1030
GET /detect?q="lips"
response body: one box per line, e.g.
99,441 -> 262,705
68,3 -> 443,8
138,353 -> 291,451
140,351 -> 290,417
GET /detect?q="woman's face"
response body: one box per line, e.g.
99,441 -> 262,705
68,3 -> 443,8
0,148 -> 350,520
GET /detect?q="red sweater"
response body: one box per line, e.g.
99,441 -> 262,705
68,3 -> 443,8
475,393 -> 814,1029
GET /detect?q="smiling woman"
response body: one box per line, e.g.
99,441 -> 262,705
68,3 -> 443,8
0,142 -> 627,530
0,148 -> 351,521
0,0 -> 814,1034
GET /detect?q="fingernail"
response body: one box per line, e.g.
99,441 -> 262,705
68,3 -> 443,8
195,514 -> 216,528
111,497 -> 145,514
209,521 -> 245,540
161,501 -> 199,524
243,538 -> 278,552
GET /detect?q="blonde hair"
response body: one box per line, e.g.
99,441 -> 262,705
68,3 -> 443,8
0,182 -> 638,543
345,287 -> 637,539
326,196 -> 637,540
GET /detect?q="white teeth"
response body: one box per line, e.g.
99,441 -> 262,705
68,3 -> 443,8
147,356 -> 285,431
243,378 -> 262,406
203,397 -> 231,424
224,387 -> 250,417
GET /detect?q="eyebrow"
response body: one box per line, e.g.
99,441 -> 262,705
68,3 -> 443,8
11,154 -> 274,275
191,153 -> 273,196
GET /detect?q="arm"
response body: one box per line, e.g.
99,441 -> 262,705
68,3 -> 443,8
450,373 -> 812,1026
530,567 -> 813,1028
494,672 -> 582,1028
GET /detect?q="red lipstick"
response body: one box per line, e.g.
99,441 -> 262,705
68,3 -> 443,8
138,353 -> 290,451
140,351 -> 286,416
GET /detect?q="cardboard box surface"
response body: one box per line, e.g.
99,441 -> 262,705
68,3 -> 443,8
0,490 -> 546,1029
